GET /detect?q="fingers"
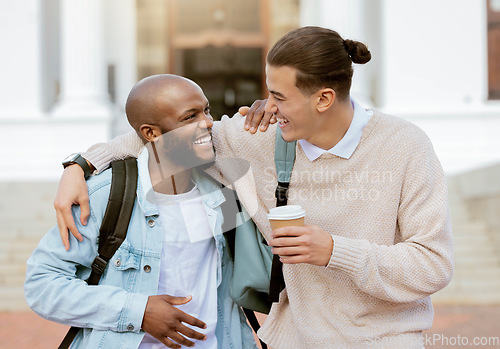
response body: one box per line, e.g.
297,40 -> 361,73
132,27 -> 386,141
166,331 -> 196,348
279,255 -> 310,264
163,295 -> 207,329
166,323 -> 208,347
270,226 -> 306,238
242,99 -> 268,133
177,309 -> 207,330
79,196 -> 90,226
238,106 -> 250,116
248,103 -> 268,133
269,236 -> 302,247
56,211 -> 70,251
54,203 -> 83,250
255,98 -> 272,132
160,328 -> 207,349
271,225 -> 334,266
145,295 -> 207,348
163,295 -> 193,306
272,245 -> 307,256
67,214 -> 84,243
54,164 -> 88,249
162,337 -> 181,349
257,111 -> 275,132
176,323 -> 208,341
61,204 -> 84,243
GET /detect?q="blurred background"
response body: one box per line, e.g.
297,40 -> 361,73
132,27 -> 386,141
1,0 -> 500,348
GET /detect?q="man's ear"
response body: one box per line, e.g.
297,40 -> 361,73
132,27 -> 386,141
316,88 -> 335,113
139,124 -> 162,142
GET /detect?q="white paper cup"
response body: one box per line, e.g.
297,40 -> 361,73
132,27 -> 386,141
268,205 -> 306,230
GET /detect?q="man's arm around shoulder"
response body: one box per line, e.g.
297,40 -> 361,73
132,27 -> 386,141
25,175 -> 148,333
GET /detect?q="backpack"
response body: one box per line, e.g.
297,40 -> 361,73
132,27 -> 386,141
223,128 -> 296,348
59,158 -> 138,349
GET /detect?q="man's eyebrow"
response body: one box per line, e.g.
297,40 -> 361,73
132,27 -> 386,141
178,101 -> 210,120
269,89 -> 286,99
178,108 -> 197,120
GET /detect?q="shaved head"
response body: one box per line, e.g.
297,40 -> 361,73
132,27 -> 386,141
125,74 -> 205,141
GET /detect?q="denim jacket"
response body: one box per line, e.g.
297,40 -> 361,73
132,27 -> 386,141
25,150 -> 256,349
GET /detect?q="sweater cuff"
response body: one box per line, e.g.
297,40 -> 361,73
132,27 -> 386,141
82,148 -> 115,174
327,235 -> 367,278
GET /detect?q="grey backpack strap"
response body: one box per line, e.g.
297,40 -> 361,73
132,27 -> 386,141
269,128 -> 297,303
274,128 -> 297,205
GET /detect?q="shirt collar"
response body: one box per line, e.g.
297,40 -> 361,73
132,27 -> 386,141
299,99 -> 372,161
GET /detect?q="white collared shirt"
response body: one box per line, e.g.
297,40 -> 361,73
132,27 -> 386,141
299,100 -> 372,161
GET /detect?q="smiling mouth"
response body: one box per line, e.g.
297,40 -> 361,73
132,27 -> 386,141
276,116 -> 289,126
193,133 -> 212,146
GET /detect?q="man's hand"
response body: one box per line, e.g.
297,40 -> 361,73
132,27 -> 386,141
142,295 -> 207,349
269,225 -> 334,266
54,164 -> 89,250
238,99 -> 276,134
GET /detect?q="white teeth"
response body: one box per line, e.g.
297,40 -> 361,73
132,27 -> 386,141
277,117 -> 289,125
194,134 -> 212,145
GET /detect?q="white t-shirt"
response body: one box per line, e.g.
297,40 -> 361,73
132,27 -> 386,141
139,183 -> 218,349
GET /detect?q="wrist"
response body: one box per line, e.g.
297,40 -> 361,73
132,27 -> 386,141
85,158 -> 96,172
62,153 -> 93,179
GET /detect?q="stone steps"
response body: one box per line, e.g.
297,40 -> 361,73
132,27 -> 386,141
433,196 -> 500,304
0,286 -> 29,311
0,182 -> 59,311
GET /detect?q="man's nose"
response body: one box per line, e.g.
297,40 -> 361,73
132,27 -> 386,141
264,97 -> 277,115
199,114 -> 214,129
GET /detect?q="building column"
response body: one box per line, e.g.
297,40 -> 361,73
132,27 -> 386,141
0,1 -> 43,118
51,0 -> 113,118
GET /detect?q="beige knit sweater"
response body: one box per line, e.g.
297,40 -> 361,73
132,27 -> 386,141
84,111 -> 453,349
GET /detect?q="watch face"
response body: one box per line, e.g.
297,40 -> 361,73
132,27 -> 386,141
63,153 -> 78,163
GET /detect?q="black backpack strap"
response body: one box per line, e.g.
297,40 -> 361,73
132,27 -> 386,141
58,158 -> 138,349
88,158 -> 138,285
243,308 -> 267,349
58,326 -> 80,349
268,128 -> 296,303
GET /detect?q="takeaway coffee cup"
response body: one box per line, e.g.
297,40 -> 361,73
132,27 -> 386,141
268,205 -> 306,230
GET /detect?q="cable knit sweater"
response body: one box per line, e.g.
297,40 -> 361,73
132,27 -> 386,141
83,111 -> 453,349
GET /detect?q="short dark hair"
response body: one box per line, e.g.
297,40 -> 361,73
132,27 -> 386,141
267,26 -> 371,101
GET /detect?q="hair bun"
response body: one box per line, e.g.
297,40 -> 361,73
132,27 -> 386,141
343,39 -> 371,64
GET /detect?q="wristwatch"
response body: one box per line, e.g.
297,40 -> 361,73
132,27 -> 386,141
62,153 -> 92,179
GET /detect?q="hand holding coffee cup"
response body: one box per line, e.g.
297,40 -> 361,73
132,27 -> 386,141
268,205 -> 333,266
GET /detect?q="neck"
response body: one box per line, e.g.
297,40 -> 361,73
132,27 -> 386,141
148,155 -> 194,195
306,99 -> 354,150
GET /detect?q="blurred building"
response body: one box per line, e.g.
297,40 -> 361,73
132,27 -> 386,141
1,0 -> 500,310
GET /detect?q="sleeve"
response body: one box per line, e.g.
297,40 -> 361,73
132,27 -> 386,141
326,132 -> 454,303
24,201 -> 148,333
209,115 -> 276,219
82,130 -> 144,173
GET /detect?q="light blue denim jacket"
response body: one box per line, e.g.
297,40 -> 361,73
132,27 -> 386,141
25,150 -> 256,349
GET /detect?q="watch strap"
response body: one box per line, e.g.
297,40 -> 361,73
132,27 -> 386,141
63,154 -> 92,179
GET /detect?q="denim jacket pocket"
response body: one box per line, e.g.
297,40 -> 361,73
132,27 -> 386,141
99,246 -> 142,289
112,247 -> 141,271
